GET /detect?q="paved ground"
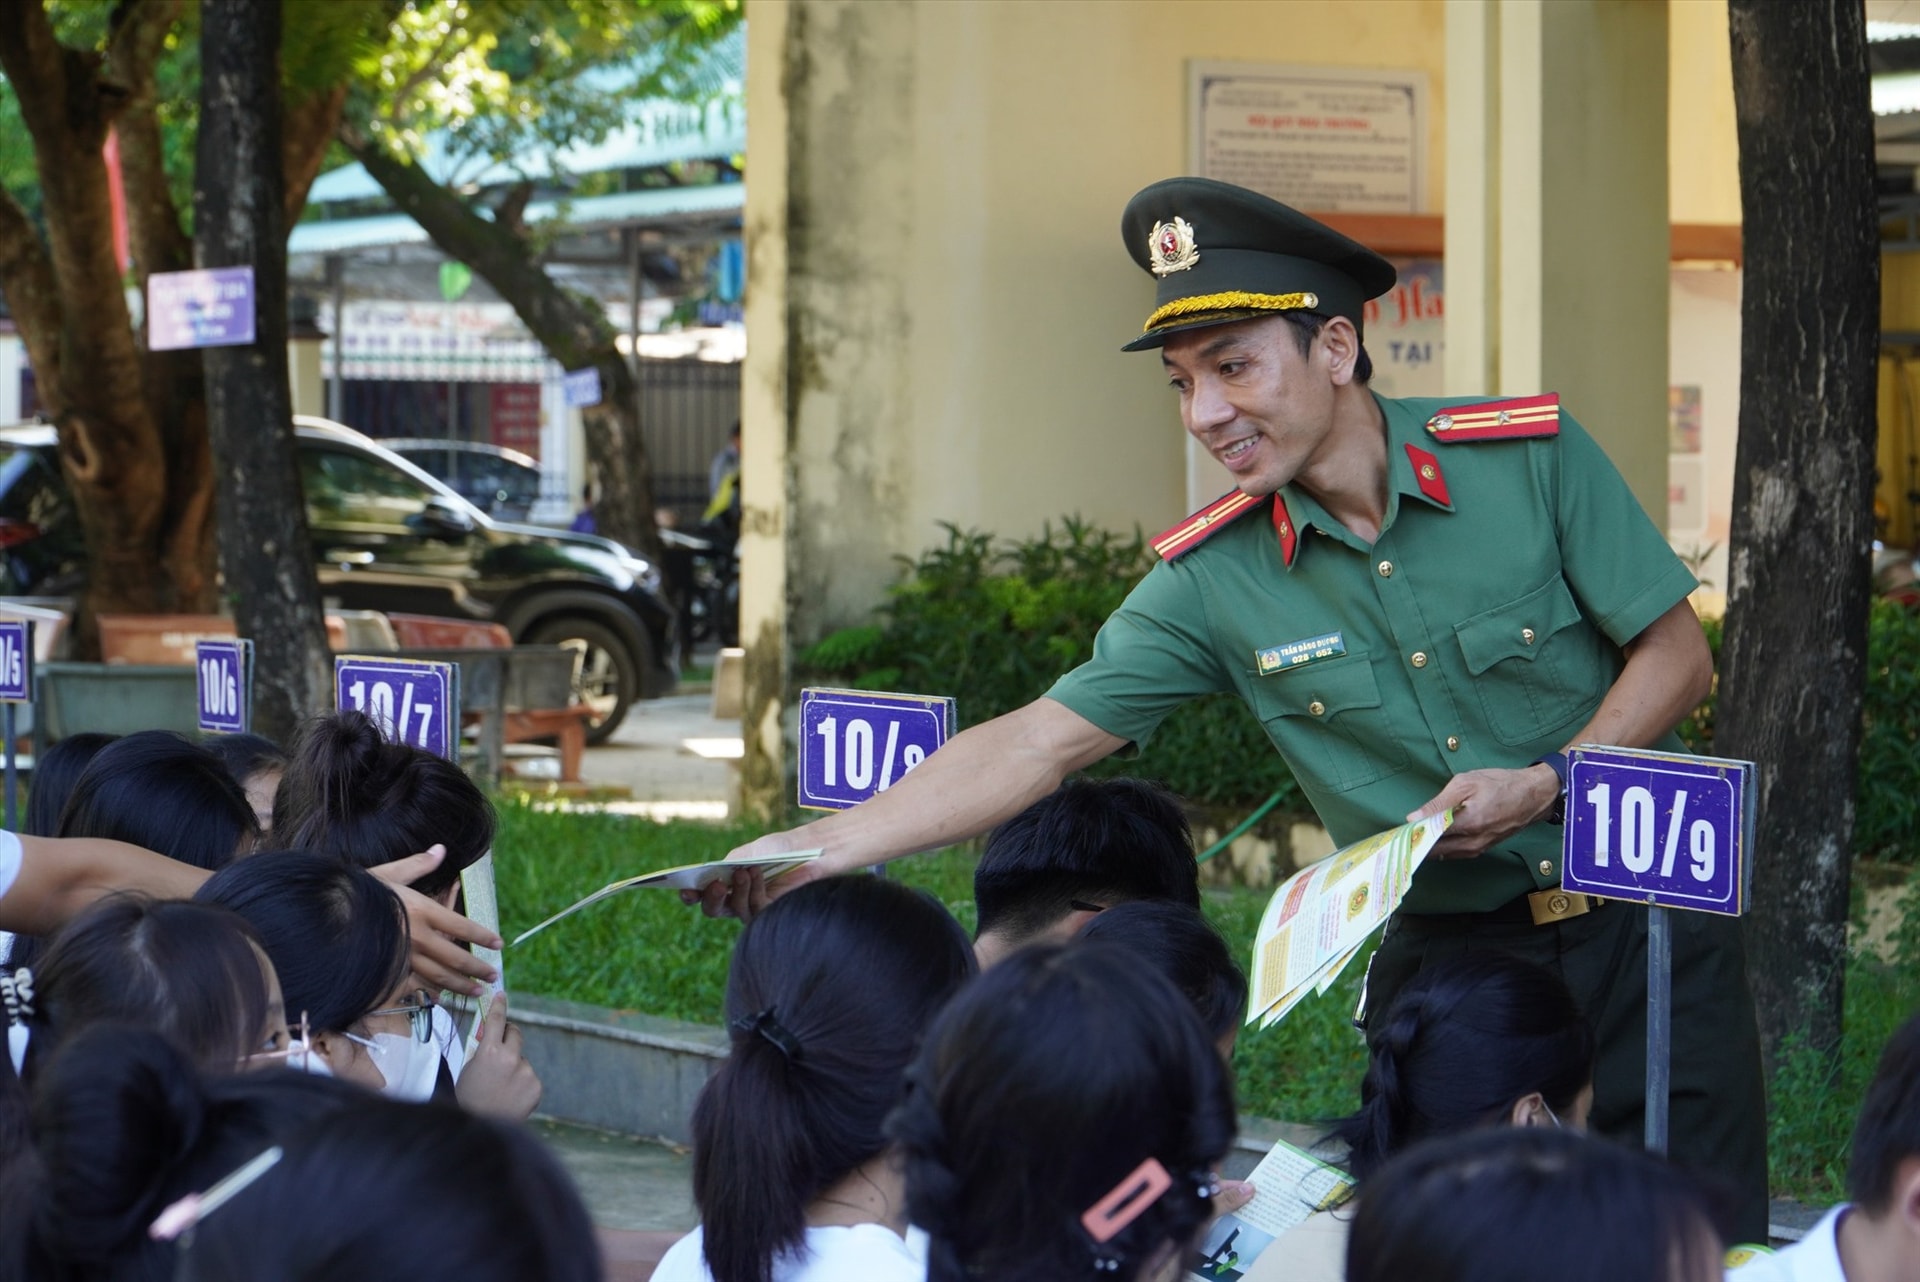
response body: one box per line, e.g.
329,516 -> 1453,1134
536,1120 -> 699,1232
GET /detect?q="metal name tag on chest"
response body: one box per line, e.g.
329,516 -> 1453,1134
1256,631 -> 1347,675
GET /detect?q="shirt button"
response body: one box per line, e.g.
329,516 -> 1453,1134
1445,735 -> 1460,751
1377,560 -> 1394,578
1538,860 -> 1555,877
1410,651 -> 1428,668
1308,700 -> 1327,717
1522,627 -> 1536,645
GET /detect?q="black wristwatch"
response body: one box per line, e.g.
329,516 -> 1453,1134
1532,751 -> 1570,825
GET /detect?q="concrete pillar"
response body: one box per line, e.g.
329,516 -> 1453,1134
287,297 -> 327,418
1444,0 -> 1671,527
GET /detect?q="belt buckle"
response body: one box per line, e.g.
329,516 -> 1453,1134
1527,888 -> 1598,926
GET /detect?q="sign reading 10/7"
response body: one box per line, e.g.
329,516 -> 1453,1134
798,688 -> 954,811
335,656 -> 458,760
1561,745 -> 1754,916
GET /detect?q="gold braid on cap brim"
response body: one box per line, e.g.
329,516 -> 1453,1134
1143,290 -> 1318,334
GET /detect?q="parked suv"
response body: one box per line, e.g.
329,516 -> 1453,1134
0,417 -> 676,741
383,438 -> 542,524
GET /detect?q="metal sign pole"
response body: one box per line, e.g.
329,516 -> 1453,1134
1646,903 -> 1672,1155
4,702 -> 17,831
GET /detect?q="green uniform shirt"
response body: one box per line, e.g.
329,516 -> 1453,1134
1046,392 -> 1698,914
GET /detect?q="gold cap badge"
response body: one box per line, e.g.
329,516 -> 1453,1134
1148,217 -> 1200,277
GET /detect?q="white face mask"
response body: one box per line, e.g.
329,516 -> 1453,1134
345,1030 -> 441,1101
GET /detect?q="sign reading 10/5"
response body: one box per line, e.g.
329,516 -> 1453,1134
0,620 -> 31,702
798,688 -> 954,811
1560,745 -> 1755,916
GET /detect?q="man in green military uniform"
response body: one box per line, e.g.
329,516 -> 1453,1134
708,177 -> 1768,1235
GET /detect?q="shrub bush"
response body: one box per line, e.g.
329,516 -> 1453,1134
1681,601 -> 1920,862
798,520 -> 1296,812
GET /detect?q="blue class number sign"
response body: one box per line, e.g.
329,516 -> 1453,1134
798,687 -> 954,811
335,656 -> 459,760
0,620 -> 30,703
1560,745 -> 1755,917
196,639 -> 253,734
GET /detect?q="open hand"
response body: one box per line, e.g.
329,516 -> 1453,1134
457,992 -> 543,1121
371,846 -> 503,996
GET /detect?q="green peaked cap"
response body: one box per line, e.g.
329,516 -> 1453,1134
1119,177 -> 1398,351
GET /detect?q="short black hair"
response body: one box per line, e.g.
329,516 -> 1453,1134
1075,901 -> 1245,1044
1348,1129 -> 1727,1282
204,732 -> 288,785
1280,310 -> 1374,384
973,778 -> 1198,944
1848,1011 -> 1920,1212
24,732 -> 116,838
57,730 -> 258,869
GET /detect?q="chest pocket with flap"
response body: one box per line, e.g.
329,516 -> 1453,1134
1246,651 -> 1408,794
1452,575 -> 1609,746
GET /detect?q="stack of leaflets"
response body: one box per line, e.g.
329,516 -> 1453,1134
510,850 -> 825,946
1244,812 -> 1452,1029
1188,1136 -> 1354,1281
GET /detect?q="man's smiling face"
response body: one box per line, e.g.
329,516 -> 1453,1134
1160,314 -> 1340,499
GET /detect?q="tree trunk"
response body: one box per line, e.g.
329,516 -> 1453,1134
1720,0 -> 1879,1063
195,0 -> 330,744
0,0 -> 177,639
341,133 -> 663,561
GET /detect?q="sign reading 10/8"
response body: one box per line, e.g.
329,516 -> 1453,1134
1561,745 -> 1754,917
798,688 -> 954,811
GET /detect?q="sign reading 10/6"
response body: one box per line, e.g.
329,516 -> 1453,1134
798,688 -> 954,810
1561,745 -> 1754,916
196,639 -> 253,734
335,656 -> 458,760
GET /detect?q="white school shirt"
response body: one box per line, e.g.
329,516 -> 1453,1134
1728,1205 -> 1845,1281
652,1223 -> 926,1282
0,829 -> 22,957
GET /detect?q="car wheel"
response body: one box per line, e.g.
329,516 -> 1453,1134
524,615 -> 643,744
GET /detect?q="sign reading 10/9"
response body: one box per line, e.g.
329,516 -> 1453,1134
1560,745 -> 1754,916
798,688 -> 954,810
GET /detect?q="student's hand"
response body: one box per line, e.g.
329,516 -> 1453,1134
1408,766 -> 1561,860
1212,1177 -> 1255,1219
457,992 -> 543,1121
371,846 -> 503,996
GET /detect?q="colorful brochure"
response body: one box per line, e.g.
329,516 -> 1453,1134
509,850 -> 825,946
1246,811 -> 1452,1028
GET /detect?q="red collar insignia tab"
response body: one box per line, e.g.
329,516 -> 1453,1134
1405,444 -> 1452,506
1151,489 -> 1262,561
1424,393 -> 1560,442
1273,495 -> 1298,566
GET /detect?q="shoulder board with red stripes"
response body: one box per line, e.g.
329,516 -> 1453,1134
1424,393 -> 1559,443
1151,489 -> 1263,561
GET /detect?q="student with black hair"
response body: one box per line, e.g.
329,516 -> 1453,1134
203,732 -> 288,834
1738,1010 -> 1920,1281
1347,1128 -> 1727,1282
2,1025 -> 356,1282
4,732 -> 260,973
197,852 -> 538,1118
272,709 -> 495,903
23,733 -> 116,839
971,777 -> 1199,967
1242,951 -> 1595,1282
654,874 -> 976,1282
1074,900 -> 1246,1057
168,1099 -> 604,1282
891,943 -> 1236,1282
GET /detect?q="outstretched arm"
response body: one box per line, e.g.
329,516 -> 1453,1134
696,697 -> 1126,917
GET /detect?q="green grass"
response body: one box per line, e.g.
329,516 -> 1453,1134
496,803 -> 1917,1196
491,802 -> 1366,1126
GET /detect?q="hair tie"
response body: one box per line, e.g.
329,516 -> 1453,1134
731,1007 -> 803,1061
1,967 -> 32,1076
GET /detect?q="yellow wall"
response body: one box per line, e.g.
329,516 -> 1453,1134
752,0 -> 1448,648
1668,0 -> 1741,225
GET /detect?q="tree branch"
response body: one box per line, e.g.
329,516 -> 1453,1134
104,0 -> 190,280
0,188 -> 64,415
283,84 -> 347,225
